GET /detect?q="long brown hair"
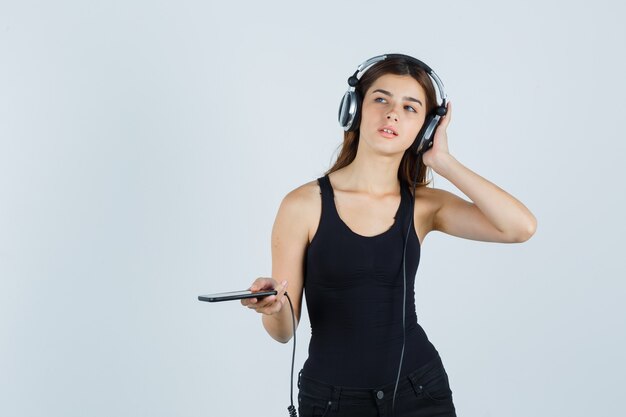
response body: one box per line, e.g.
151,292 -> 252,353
325,56 -> 439,191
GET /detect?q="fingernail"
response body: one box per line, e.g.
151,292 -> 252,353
282,280 -> 287,286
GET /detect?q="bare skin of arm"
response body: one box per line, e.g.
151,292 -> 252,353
419,101 -> 537,243
241,181 -> 319,344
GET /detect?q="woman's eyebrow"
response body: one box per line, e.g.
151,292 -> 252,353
372,88 -> 423,107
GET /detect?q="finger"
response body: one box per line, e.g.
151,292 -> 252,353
248,299 -> 266,311
441,101 -> 452,127
260,292 -> 284,312
250,277 -> 269,292
274,298 -> 285,314
254,294 -> 276,309
266,284 -> 286,311
277,280 -> 288,297
256,280 -> 284,307
267,297 -> 284,315
276,288 -> 289,311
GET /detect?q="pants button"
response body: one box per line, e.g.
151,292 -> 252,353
376,390 -> 384,400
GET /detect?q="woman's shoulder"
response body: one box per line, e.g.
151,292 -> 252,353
412,184 -> 443,204
274,179 -> 322,243
412,184 -> 461,208
411,185 -> 453,220
277,179 -> 322,219
283,179 -> 321,204
409,185 -> 451,242
411,185 -> 466,227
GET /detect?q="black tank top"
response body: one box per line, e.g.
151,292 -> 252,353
301,174 -> 439,388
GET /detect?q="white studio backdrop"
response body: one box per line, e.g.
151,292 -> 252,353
1,1 -> 624,416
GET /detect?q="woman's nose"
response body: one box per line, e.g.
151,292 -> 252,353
387,112 -> 398,122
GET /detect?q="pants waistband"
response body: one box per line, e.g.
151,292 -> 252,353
297,353 -> 443,404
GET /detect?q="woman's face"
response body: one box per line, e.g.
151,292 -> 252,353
359,73 -> 427,157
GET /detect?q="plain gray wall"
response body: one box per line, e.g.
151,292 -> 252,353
1,1 -> 624,416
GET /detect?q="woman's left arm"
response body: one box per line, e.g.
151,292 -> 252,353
423,101 -> 537,243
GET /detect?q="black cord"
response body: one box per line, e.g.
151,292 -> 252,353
285,292 -> 298,417
391,159 -> 420,417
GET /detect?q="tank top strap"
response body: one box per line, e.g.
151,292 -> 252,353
316,174 -> 337,217
398,181 -> 415,235
317,175 -> 342,231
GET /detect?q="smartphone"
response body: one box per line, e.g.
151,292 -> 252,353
198,289 -> 278,303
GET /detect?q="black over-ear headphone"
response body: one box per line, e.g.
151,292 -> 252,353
338,53 -> 448,155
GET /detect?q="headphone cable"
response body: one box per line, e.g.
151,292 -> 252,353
391,158 -> 420,417
285,292 -> 298,417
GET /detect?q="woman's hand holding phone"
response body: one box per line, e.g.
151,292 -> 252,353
241,277 -> 288,315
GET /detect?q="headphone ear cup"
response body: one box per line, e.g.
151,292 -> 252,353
338,91 -> 351,129
348,90 -> 362,132
338,91 -> 349,128
412,113 -> 440,155
338,90 -> 360,131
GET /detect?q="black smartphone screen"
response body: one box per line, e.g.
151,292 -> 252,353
198,290 -> 278,303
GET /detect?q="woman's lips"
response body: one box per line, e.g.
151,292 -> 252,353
378,130 -> 396,138
378,125 -> 398,138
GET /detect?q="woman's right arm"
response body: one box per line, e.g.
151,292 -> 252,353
241,183 -> 315,344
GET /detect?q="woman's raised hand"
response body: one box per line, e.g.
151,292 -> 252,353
423,100 -> 453,171
241,277 -> 289,316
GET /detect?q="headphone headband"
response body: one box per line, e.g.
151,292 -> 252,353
348,53 -> 447,108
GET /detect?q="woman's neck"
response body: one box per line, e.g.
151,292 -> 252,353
332,151 -> 403,196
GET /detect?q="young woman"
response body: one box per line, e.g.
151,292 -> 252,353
241,54 -> 537,417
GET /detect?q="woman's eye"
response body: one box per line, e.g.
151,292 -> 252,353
374,97 -> 416,113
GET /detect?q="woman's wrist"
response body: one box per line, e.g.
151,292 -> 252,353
429,152 -> 457,177
261,305 -> 293,343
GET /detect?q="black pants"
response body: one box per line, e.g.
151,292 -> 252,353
297,354 -> 457,417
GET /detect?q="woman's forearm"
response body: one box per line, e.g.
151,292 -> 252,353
261,304 -> 297,344
434,153 -> 537,239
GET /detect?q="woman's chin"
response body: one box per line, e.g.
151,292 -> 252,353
362,140 -> 408,158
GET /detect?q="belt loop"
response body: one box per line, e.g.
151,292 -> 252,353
330,386 -> 341,411
407,372 -> 421,396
